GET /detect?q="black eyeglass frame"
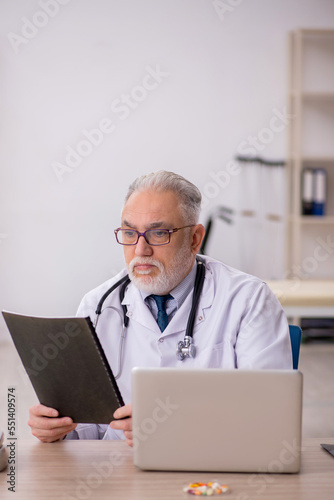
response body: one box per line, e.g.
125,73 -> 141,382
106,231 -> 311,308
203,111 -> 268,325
114,225 -> 196,246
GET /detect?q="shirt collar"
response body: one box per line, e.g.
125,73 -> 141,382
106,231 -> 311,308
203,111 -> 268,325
140,259 -> 197,310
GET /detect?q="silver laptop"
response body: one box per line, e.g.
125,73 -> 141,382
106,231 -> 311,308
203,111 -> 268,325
132,368 -> 303,473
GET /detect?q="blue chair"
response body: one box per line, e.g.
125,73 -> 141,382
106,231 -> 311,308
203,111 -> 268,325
289,325 -> 302,369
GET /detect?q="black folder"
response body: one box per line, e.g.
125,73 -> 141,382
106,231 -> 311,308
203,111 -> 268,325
2,311 -> 125,424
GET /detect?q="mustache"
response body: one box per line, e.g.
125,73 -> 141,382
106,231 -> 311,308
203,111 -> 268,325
128,257 -> 164,273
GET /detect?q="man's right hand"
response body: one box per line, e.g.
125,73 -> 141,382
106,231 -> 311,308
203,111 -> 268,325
28,404 -> 77,443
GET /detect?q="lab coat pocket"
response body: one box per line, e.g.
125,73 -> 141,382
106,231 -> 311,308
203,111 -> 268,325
210,340 -> 236,368
192,340 -> 235,369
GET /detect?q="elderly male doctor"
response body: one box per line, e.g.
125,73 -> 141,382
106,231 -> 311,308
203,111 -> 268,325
29,170 -> 292,445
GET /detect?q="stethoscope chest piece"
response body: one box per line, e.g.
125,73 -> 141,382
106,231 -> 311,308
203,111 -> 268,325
176,335 -> 196,361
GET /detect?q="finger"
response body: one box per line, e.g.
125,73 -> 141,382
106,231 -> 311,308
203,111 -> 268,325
124,429 -> 133,447
125,437 -> 133,448
29,404 -> 59,418
33,423 -> 77,438
29,423 -> 76,443
124,430 -> 133,440
113,403 -> 132,420
32,424 -> 77,443
110,417 -> 132,432
28,415 -> 74,431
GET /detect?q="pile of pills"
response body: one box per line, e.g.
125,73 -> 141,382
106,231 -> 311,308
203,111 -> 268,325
183,482 -> 231,496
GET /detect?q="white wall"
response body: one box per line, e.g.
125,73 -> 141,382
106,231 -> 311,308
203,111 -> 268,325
0,0 -> 333,340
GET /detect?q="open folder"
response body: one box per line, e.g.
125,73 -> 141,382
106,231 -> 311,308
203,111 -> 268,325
2,311 -> 125,424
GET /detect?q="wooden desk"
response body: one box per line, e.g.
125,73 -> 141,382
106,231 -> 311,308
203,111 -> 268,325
266,280 -> 334,318
0,438 -> 333,499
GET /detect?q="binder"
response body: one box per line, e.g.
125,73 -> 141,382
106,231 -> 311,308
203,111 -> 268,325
301,167 -> 327,216
312,168 -> 326,216
2,311 -> 125,424
301,168 -> 313,215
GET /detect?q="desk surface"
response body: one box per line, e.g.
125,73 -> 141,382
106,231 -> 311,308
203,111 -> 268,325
0,438 -> 333,499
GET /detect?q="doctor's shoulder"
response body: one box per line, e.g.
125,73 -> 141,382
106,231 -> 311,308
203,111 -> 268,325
203,256 -> 272,296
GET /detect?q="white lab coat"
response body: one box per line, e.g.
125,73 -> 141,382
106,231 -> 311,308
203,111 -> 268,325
67,255 -> 292,440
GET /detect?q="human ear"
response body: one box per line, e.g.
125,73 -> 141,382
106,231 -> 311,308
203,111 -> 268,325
190,224 -> 205,255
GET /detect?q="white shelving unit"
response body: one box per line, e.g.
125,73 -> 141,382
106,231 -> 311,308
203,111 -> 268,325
286,29 -> 334,280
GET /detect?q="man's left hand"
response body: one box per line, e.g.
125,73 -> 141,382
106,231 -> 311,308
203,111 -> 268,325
110,404 -> 133,447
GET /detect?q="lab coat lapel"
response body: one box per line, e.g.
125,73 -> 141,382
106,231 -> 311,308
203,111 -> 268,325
121,283 -> 159,332
121,268 -> 214,336
162,269 -> 215,336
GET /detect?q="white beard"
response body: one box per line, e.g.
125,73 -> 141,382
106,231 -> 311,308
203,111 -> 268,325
127,244 -> 193,295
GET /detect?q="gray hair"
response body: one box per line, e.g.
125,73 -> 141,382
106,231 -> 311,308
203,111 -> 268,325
124,170 -> 202,224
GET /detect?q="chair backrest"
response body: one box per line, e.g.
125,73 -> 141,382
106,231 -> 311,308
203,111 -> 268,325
289,325 -> 302,369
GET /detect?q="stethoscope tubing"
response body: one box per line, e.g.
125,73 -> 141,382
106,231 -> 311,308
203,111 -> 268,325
94,256 -> 206,365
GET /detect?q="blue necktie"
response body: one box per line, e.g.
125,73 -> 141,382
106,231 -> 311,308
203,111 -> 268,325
150,294 -> 173,332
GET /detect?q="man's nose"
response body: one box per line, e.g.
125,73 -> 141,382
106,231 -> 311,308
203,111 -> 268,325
134,235 -> 153,256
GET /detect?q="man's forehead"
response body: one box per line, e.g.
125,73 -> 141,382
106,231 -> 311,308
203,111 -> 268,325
121,189 -> 182,223
122,202 -> 172,220
121,208 -> 178,229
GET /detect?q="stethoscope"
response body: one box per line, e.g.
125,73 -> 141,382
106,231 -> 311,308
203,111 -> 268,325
94,256 -> 206,378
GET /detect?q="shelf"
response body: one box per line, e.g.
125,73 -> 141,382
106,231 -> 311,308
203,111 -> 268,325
301,156 -> 334,165
290,156 -> 334,165
288,216 -> 334,225
287,29 -> 334,283
303,92 -> 334,101
300,216 -> 334,225
290,92 -> 334,101
296,29 -> 334,37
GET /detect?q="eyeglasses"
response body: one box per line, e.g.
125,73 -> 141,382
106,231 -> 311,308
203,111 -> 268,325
114,225 -> 195,246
